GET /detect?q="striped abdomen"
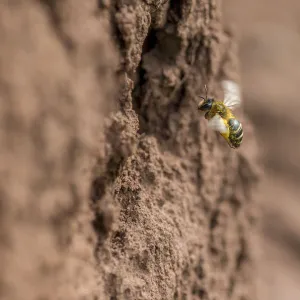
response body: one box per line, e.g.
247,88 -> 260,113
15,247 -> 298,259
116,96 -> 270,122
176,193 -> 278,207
228,118 -> 243,148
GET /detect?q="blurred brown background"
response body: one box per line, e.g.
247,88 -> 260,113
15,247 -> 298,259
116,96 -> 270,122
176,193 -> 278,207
1,1 -> 299,299
225,0 -> 300,299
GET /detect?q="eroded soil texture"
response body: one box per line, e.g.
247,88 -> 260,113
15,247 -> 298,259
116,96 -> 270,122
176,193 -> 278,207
0,1 -> 259,300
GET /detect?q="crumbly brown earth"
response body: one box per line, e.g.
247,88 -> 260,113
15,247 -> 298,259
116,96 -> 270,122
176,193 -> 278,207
0,1 -> 260,300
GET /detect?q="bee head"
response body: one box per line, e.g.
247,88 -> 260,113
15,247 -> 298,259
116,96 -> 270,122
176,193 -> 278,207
198,98 -> 214,111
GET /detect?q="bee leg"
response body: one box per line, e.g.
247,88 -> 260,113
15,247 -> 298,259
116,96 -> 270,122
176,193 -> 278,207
204,112 -> 210,119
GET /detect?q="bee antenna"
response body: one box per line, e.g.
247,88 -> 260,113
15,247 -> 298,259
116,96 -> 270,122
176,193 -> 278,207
199,84 -> 208,102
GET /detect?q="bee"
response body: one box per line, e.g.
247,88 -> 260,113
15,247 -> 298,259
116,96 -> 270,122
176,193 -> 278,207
198,80 -> 243,149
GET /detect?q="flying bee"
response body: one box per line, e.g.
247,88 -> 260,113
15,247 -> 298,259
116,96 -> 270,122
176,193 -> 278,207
198,80 -> 243,149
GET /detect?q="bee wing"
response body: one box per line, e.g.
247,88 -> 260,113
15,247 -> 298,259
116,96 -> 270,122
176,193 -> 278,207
207,114 -> 228,134
222,80 -> 241,110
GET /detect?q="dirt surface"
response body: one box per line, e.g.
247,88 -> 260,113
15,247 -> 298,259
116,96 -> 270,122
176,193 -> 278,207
0,1 -> 260,300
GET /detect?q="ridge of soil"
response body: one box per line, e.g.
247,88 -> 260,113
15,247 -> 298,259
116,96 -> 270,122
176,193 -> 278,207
0,1 -> 259,299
